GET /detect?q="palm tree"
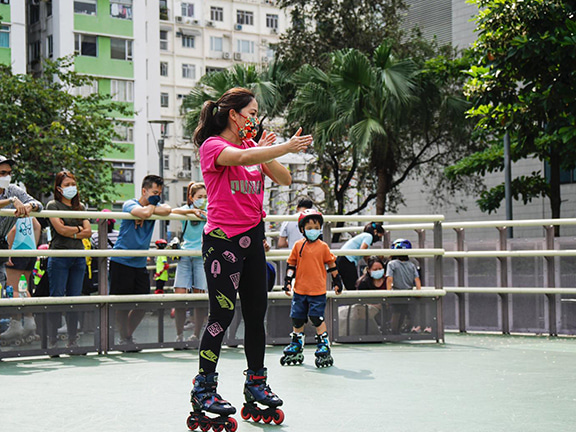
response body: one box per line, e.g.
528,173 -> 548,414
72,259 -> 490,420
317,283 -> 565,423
289,42 -> 417,214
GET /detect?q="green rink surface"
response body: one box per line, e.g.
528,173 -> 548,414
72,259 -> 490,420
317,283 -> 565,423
1,333 -> 575,432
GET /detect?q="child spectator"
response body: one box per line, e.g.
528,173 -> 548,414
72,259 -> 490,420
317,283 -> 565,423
281,209 -> 343,368
154,239 -> 169,294
277,197 -> 313,249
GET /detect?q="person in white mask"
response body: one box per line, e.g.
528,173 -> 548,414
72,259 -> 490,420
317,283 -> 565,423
45,170 -> 92,350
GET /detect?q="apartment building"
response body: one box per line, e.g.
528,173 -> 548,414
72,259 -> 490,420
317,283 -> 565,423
0,0 -> 26,73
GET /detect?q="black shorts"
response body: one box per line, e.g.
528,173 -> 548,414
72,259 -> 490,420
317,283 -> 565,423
109,260 -> 150,295
9,257 -> 36,271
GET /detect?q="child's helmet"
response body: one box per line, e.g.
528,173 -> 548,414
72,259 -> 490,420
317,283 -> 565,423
297,209 -> 324,232
155,239 -> 168,248
391,238 -> 412,249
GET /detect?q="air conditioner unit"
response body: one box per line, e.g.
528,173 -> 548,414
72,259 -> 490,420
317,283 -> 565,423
222,52 -> 231,60
175,16 -> 183,23
175,32 -> 182,37
192,19 -> 199,25
261,56 -> 269,63
206,21 -> 214,27
233,52 -> 242,61
234,24 -> 243,31
271,28 -> 278,34
177,171 -> 191,179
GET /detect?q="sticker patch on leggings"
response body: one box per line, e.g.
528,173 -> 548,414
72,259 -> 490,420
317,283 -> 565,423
216,291 -> 235,310
200,350 -> 218,363
222,250 -> 238,263
239,236 -> 251,248
230,272 -> 241,290
207,322 -> 224,337
211,260 -> 221,278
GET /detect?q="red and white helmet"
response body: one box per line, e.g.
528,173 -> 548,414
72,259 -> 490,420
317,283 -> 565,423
297,209 -> 324,232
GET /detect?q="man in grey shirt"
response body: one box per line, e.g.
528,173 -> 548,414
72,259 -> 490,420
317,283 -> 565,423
277,198 -> 313,249
0,155 -> 44,286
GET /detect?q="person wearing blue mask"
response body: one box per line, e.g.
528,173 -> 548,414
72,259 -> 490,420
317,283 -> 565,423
356,256 -> 386,290
110,175 -> 171,349
281,209 -> 343,368
46,171 -> 93,349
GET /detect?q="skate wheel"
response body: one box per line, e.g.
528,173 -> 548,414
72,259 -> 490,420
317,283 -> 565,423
280,357 -> 286,366
273,409 -> 285,425
225,417 -> 237,432
186,415 -> 199,431
251,413 -> 262,423
199,417 -> 211,432
262,415 -> 272,424
14,339 -> 22,347
213,424 -> 224,432
240,406 -> 250,420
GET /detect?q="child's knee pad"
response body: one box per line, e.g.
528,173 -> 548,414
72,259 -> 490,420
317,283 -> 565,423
292,317 -> 307,328
309,316 -> 324,327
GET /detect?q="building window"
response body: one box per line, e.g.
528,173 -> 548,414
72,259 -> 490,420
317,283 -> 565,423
163,154 -> 170,170
182,64 -> 195,79
266,14 -> 278,29
210,6 -> 223,22
163,186 -> 170,202
182,186 -> 188,203
237,39 -> 254,54
183,156 -> 192,171
160,62 -> 168,77
0,0 -> 10,4
74,0 -> 97,16
181,2 -> 194,18
160,92 -> 169,107
29,3 -> 40,24
74,34 -> 98,57
73,81 -> 98,97
47,1 -> 52,16
160,30 -> 169,50
206,67 -> 224,74
110,0 -> 132,20
182,35 -> 195,48
0,26 -> 9,49
210,37 -> 223,52
237,10 -> 254,26
29,40 -> 41,62
114,124 -> 134,142
111,80 -> 134,102
112,162 -> 135,184
110,38 -> 133,60
46,35 -> 53,58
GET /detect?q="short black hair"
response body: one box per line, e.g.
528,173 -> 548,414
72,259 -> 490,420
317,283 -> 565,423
142,175 -> 164,189
297,198 -> 313,209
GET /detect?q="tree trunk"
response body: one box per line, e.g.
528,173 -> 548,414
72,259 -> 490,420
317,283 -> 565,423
375,165 -> 388,215
549,146 -> 561,237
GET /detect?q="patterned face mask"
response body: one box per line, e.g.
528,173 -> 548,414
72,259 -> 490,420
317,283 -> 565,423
235,112 -> 260,140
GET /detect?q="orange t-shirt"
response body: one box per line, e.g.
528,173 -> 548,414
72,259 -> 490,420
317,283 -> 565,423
287,239 -> 336,296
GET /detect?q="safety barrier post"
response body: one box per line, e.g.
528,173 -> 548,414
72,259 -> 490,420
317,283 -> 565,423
434,221 -> 444,342
544,225 -> 558,336
454,228 -> 466,332
497,227 -> 510,334
97,219 -> 109,354
416,229 -> 426,285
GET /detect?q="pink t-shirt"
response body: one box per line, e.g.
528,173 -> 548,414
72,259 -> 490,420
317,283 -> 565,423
199,136 -> 266,238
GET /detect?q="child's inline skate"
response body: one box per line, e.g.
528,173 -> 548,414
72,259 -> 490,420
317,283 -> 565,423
314,331 -> 334,368
280,332 -> 304,366
187,372 -> 238,432
0,318 -> 24,347
241,368 -> 284,425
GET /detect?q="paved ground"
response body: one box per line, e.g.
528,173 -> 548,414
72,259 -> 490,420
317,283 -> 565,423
2,333 -> 575,432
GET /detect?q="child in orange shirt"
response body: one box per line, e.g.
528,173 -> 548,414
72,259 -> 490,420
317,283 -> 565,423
281,209 -> 343,368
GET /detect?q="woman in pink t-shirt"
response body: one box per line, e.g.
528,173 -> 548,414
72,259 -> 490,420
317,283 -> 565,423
187,87 -> 312,427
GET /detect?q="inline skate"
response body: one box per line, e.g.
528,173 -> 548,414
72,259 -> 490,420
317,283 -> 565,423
241,368 -> 284,425
314,332 -> 334,368
187,372 -> 237,432
0,318 -> 24,346
280,332 -> 304,366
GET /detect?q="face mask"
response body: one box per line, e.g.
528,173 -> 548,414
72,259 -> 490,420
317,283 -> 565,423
370,269 -> 385,280
236,113 -> 260,140
193,198 -> 207,210
0,175 -> 10,190
61,185 -> 78,200
304,229 -> 322,242
148,195 -> 161,206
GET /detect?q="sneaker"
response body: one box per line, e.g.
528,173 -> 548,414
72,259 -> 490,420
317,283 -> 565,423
411,326 -> 421,333
423,326 -> 432,333
183,322 -> 195,331
175,333 -> 184,343
118,336 -> 141,353
186,334 -> 199,342
154,289 -> 164,295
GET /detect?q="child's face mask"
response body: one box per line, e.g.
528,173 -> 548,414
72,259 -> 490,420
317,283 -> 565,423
235,112 -> 260,140
304,229 -> 322,242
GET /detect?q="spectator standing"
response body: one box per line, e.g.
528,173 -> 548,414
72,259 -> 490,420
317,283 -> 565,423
336,222 -> 384,291
277,198 -> 313,249
109,175 -> 171,348
46,171 -> 93,348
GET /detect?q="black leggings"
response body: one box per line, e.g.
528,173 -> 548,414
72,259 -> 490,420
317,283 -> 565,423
336,256 -> 359,291
198,222 -> 268,374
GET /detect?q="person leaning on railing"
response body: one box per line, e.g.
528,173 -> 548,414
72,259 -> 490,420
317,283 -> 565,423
45,171 -> 93,349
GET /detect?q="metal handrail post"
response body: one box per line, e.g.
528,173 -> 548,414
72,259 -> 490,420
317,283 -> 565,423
544,225 -> 557,336
497,227 -> 510,334
454,228 -> 466,332
434,221 -> 444,342
97,219 -> 109,354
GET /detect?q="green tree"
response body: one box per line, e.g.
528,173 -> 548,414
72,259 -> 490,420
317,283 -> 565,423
446,0 -> 576,227
0,58 -> 131,205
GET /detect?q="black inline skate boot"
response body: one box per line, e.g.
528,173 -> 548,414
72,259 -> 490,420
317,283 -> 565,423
241,368 -> 284,425
187,372 -> 237,432
314,332 -> 334,368
280,332 -> 304,366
